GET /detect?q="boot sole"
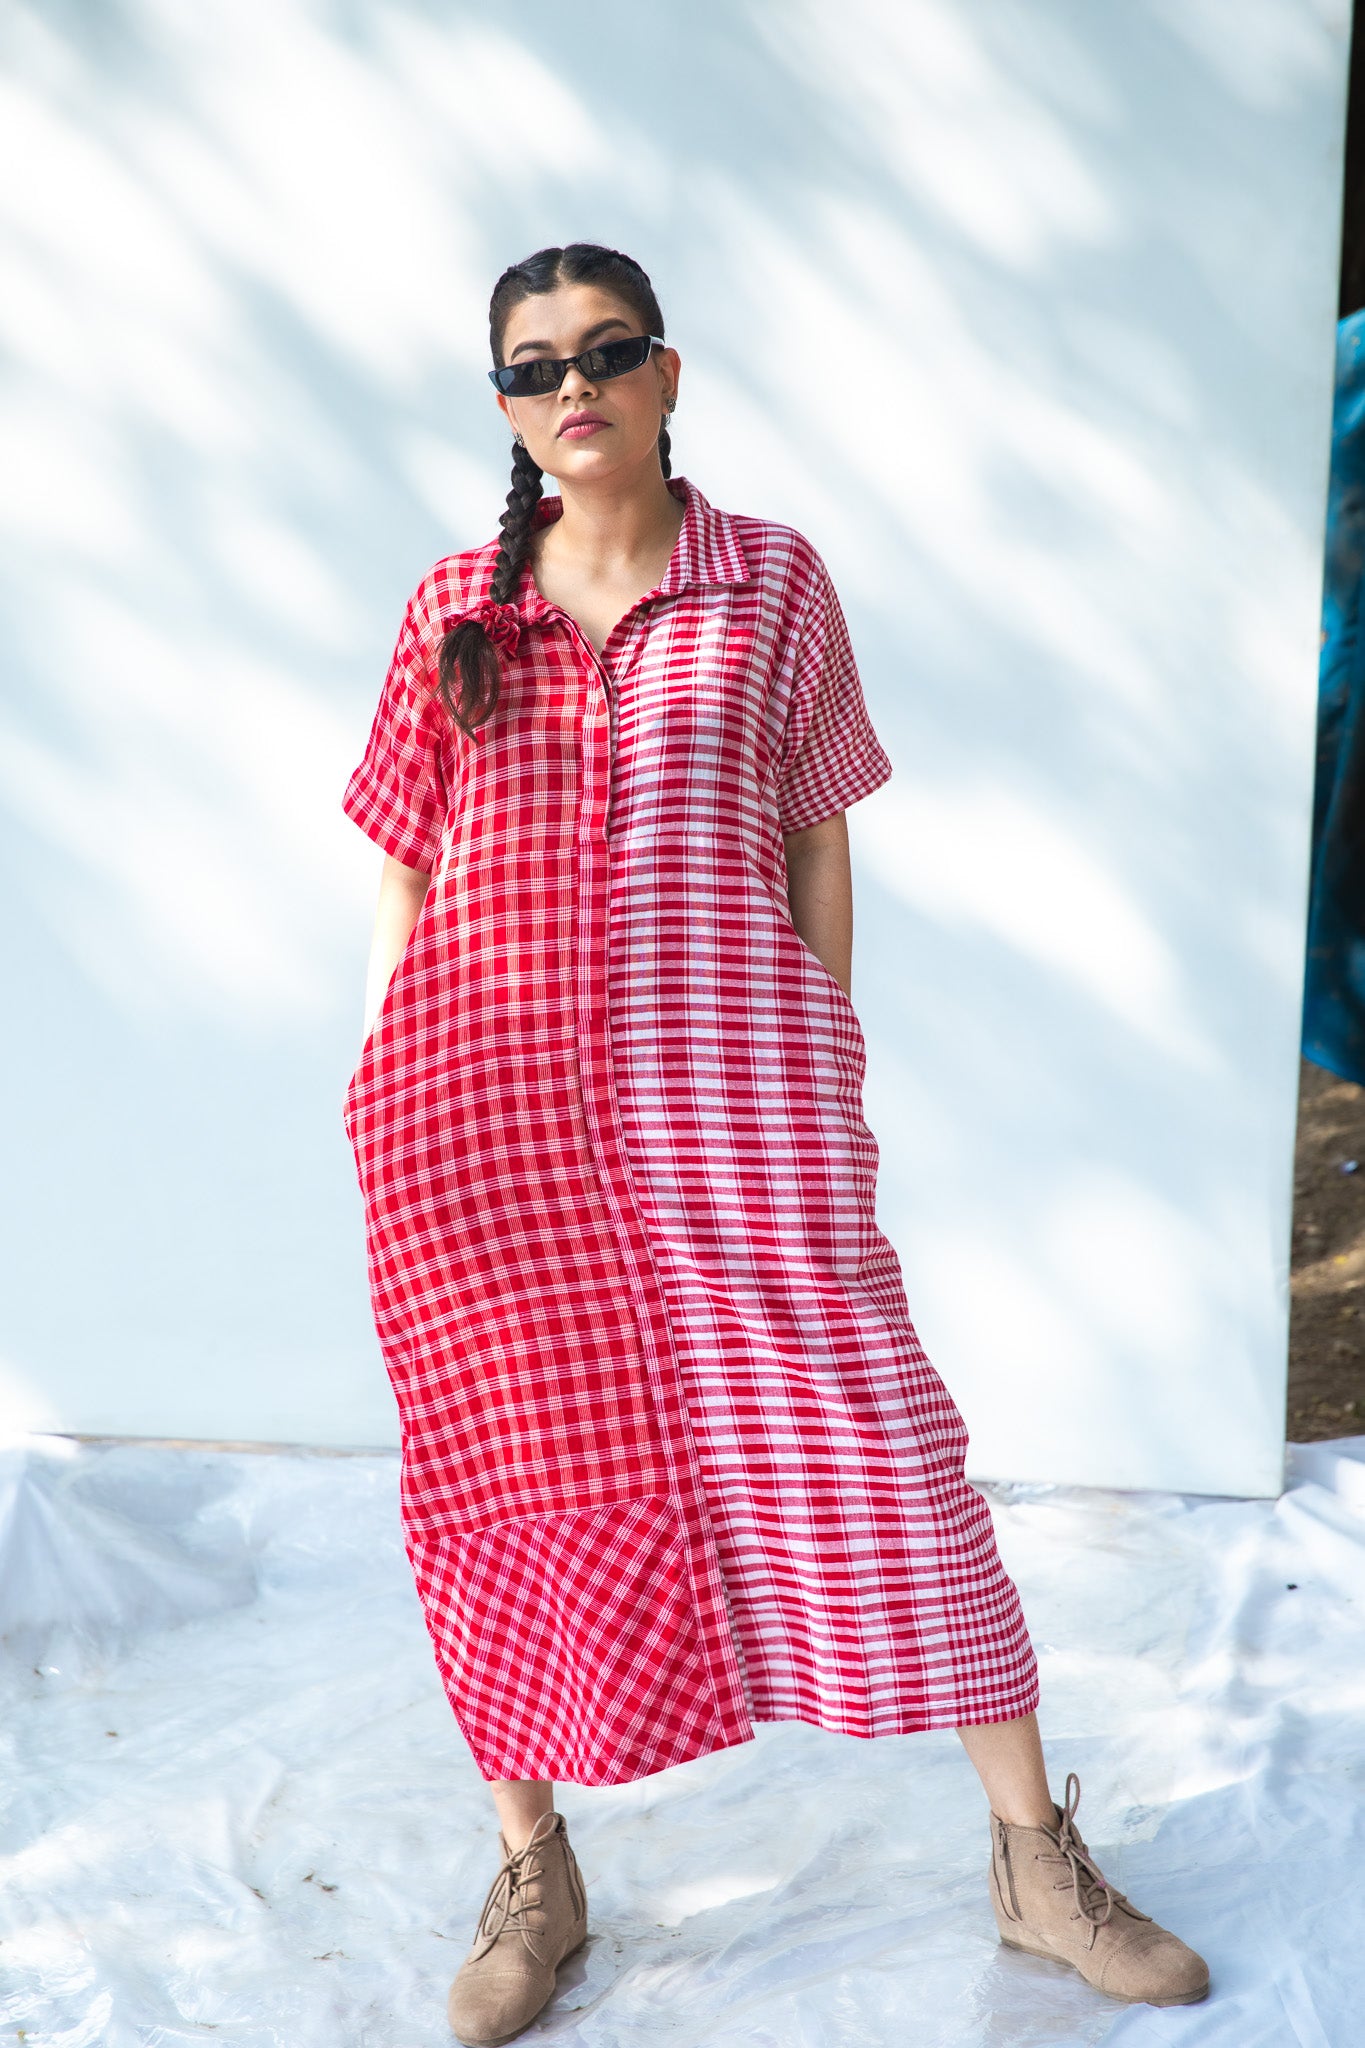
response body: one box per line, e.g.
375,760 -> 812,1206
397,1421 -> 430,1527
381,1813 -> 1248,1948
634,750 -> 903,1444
998,1932 -> 1210,2007
450,1936 -> 590,2047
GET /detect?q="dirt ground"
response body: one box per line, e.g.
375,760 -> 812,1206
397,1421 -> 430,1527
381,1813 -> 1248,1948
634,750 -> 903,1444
1289,1057 -> 1365,1440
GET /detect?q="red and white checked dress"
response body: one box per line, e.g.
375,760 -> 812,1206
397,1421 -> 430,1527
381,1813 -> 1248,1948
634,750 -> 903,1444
342,476 -> 1039,1786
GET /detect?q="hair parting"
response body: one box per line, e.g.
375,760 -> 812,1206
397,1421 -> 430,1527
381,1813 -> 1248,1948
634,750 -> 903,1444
434,242 -> 671,734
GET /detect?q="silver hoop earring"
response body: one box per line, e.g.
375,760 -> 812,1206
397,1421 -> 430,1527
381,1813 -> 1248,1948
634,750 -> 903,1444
513,430 -> 525,447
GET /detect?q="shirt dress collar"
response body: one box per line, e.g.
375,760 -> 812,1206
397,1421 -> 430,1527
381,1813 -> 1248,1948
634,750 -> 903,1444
510,475 -> 750,630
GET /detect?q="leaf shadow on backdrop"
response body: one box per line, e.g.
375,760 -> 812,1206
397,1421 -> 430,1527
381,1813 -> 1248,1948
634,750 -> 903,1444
0,0 -> 1343,1478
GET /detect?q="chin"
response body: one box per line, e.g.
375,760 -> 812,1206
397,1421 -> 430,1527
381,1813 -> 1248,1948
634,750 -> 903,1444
545,448 -> 623,482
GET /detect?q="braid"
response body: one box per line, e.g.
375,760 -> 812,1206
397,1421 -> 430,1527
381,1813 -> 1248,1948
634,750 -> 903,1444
490,441 -> 544,602
436,243 -> 670,736
436,442 -> 543,734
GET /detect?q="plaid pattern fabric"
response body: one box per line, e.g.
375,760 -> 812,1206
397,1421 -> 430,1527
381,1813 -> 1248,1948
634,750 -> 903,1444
342,477 -> 1039,1785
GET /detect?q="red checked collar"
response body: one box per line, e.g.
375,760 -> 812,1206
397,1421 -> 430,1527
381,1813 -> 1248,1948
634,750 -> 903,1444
511,475 -> 750,627
439,477 -> 750,646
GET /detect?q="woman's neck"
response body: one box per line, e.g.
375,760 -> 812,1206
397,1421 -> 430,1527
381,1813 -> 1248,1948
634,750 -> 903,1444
538,460 -> 683,580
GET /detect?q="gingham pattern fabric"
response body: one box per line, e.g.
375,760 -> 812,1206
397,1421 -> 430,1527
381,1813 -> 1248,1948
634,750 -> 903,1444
342,477 -> 1039,1785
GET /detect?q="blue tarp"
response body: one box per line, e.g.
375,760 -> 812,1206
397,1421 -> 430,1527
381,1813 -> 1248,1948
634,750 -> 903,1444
1304,311 -> 1365,1085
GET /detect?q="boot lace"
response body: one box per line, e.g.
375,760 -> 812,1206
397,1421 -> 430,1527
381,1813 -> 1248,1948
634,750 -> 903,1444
471,1814 -> 557,1964
1039,1773 -> 1151,1930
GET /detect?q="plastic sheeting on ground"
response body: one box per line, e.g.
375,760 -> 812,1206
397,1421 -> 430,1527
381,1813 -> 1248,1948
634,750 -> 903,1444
1,1433 -> 1361,2048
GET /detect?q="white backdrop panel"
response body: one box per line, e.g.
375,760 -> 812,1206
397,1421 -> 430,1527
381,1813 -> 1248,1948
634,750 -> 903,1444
0,0 -> 1348,1494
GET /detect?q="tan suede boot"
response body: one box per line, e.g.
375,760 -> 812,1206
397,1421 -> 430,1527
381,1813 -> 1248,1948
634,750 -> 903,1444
446,1811 -> 588,2046
989,1773 -> 1209,2007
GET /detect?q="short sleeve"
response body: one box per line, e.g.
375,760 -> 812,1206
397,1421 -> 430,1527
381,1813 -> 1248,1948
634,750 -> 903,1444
342,599 -> 446,871
774,560 -> 893,834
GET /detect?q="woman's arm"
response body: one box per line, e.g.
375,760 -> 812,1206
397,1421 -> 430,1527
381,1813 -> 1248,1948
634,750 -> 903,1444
361,853 -> 431,1044
783,810 -> 853,998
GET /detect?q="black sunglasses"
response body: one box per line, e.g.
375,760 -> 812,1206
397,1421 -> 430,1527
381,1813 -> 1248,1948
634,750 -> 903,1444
489,333 -> 666,397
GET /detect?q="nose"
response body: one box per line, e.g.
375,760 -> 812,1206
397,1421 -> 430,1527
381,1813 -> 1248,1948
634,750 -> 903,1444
557,362 -> 601,406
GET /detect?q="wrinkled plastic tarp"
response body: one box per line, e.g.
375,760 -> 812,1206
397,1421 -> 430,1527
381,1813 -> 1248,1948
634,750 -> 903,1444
1,1433 -> 1362,2046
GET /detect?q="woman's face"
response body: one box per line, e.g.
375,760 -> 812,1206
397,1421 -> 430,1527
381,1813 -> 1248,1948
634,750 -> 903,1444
494,282 -> 679,486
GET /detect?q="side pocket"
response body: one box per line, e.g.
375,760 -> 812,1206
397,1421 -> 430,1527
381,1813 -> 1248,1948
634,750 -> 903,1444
342,886 -> 433,1131
746,839 -> 865,1037
791,921 -> 861,1025
775,900 -> 867,1059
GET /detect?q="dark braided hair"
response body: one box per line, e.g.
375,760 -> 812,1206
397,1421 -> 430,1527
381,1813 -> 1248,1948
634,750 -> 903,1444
436,243 -> 671,734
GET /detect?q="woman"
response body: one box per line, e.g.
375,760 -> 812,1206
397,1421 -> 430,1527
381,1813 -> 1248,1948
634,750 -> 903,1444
342,243 -> 1209,2045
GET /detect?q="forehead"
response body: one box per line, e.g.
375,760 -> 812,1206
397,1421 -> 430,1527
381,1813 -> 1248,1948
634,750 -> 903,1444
499,281 -> 640,357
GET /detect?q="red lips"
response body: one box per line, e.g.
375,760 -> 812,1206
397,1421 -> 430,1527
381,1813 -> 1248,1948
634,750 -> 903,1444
559,410 -> 609,435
